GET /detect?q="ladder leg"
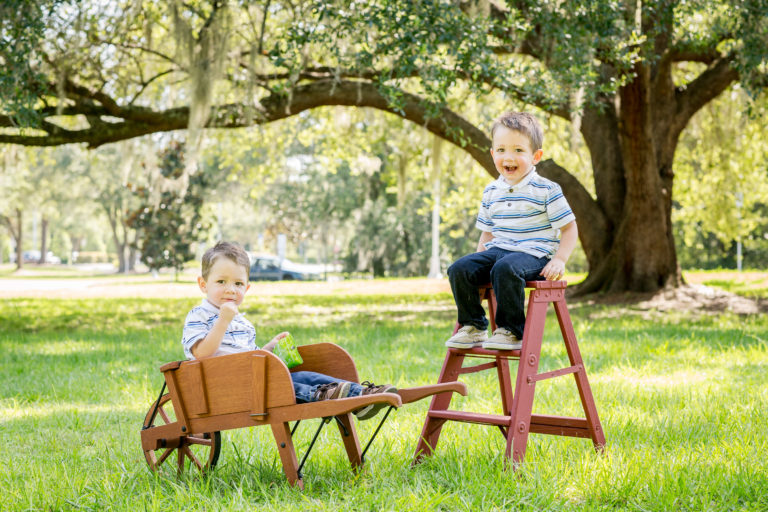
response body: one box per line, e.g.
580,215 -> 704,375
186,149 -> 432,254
554,300 -> 606,449
496,356 -> 514,417
413,349 -> 466,464
506,298 -> 547,466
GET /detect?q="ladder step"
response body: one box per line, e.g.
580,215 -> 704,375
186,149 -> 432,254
428,409 -> 511,427
529,414 -> 592,438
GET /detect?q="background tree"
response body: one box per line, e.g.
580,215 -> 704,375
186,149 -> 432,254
2,1 -> 766,292
127,140 -> 212,275
673,87 -> 768,269
0,146 -> 35,269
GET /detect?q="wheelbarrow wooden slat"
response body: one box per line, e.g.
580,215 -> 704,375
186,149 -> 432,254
265,393 -> 402,423
397,382 -> 467,405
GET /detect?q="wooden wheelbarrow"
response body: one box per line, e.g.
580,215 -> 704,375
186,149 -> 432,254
140,342 -> 465,488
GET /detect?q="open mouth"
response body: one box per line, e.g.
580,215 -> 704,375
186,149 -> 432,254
503,165 -> 517,173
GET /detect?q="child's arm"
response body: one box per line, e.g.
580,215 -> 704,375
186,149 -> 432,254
191,302 -> 239,358
541,221 -> 578,280
261,331 -> 289,352
477,231 -> 493,252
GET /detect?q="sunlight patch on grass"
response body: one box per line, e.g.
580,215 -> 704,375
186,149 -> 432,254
1,401 -> 139,422
25,339 -> 106,356
599,366 -> 712,388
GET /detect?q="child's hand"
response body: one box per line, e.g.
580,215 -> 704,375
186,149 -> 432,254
540,258 -> 566,281
263,331 -> 289,352
270,331 -> 290,344
218,301 -> 239,321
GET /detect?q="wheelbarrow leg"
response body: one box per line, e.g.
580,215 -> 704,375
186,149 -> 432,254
270,422 -> 304,489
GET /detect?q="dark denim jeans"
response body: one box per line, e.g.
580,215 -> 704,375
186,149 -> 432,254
447,247 -> 549,339
291,371 -> 364,403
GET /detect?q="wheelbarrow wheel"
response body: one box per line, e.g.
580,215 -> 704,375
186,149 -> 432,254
142,393 -> 221,473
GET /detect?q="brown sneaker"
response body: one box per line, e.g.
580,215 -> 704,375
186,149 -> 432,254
354,381 -> 397,420
311,382 -> 352,402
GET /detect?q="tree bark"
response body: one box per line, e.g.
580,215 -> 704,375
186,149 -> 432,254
39,217 -> 49,264
3,209 -> 25,271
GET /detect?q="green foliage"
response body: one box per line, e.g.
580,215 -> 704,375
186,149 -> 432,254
673,88 -> 768,269
0,0 -> 60,127
127,141 -> 211,272
2,288 -> 768,509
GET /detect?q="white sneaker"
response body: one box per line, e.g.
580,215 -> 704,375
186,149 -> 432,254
445,325 -> 488,349
482,328 -> 522,350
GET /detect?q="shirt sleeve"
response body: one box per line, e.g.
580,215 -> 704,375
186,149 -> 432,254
475,189 -> 494,233
545,184 -> 576,230
181,308 -> 214,359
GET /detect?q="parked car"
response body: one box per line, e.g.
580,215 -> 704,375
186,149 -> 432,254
249,255 -> 320,281
21,250 -> 61,264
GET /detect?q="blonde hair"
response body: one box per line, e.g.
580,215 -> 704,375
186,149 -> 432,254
201,241 -> 250,279
490,111 -> 544,151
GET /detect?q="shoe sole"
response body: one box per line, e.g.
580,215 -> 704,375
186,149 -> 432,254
481,342 -> 522,350
444,339 -> 486,349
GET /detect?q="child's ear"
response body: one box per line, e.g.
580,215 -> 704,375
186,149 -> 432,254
197,276 -> 207,294
533,149 -> 543,164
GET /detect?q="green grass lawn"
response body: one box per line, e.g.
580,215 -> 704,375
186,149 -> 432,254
2,290 -> 768,511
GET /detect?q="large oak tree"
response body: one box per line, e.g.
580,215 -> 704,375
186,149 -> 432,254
1,0 -> 766,292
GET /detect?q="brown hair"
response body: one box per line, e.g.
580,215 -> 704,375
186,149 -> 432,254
201,241 -> 250,279
490,111 -> 544,151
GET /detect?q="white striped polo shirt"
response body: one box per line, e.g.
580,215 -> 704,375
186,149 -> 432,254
476,169 -> 576,258
181,298 -> 258,359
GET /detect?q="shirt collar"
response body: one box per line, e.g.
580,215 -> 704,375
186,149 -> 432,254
499,166 -> 538,190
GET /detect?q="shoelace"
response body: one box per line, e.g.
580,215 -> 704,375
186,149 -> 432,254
360,381 -> 384,394
312,383 -> 337,401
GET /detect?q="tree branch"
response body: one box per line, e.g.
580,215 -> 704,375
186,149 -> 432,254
537,159 -> 610,266
673,54 -> 739,136
236,65 -> 570,119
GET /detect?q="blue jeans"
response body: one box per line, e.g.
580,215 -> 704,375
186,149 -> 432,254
447,247 -> 549,339
291,371 -> 365,403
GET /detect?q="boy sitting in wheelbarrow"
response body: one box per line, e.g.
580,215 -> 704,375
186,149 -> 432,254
182,241 -> 394,420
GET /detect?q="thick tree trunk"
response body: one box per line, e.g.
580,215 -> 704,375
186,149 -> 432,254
128,244 -> 137,272
38,217 -> 49,264
104,206 -> 128,273
14,209 -> 23,271
69,235 -> 83,265
574,63 -> 684,294
1,209 -> 23,269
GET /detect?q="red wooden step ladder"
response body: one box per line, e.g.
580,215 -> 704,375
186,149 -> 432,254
413,280 -> 605,466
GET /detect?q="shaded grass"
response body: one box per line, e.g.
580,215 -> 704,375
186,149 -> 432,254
2,294 -> 768,511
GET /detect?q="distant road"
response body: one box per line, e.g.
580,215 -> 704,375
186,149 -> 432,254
0,275 -> 452,298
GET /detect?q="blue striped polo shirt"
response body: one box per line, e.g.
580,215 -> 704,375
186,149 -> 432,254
181,298 -> 258,359
476,169 -> 576,258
